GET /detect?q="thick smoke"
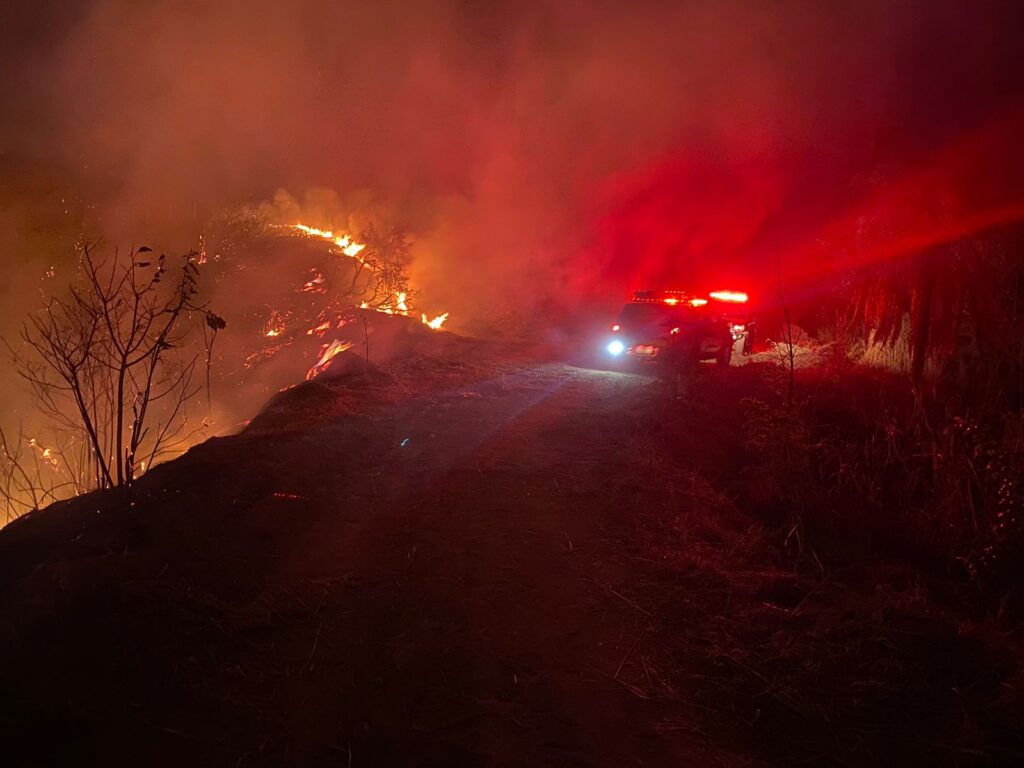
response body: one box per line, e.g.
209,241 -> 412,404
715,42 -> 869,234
1,0 -> 1022,416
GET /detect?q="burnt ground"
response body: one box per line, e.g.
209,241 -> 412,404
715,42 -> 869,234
1,333 -> 1022,766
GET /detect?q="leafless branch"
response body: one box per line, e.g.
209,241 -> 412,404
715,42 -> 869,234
6,242 -> 224,513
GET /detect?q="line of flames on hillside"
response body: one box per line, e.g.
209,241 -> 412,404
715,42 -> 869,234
13,223 -> 450,494
253,224 -> 449,379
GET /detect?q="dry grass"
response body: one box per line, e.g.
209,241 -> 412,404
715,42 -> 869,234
740,366 -> 1024,621
613,363 -> 1024,766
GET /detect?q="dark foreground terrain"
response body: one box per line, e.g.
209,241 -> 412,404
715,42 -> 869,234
1,332 -> 1022,766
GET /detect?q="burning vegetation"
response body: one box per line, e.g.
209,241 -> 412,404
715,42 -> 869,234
0,205 -> 453,517
287,222 -> 448,331
250,220 -> 449,382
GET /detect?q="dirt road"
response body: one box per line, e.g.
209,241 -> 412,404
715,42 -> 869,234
0,355 -> 737,766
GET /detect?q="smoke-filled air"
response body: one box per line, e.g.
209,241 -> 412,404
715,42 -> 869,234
2,2 -> 1024,764
2,1 -> 1020,427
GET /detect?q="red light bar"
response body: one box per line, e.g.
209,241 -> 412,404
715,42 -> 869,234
709,290 -> 748,303
632,289 -> 693,305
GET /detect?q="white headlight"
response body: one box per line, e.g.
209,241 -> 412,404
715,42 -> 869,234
607,340 -> 625,356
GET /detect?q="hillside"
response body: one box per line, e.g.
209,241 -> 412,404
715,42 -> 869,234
1,333 -> 1021,766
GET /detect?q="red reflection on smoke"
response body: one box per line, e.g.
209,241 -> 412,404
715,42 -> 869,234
787,109 -> 1024,290
585,152 -> 785,295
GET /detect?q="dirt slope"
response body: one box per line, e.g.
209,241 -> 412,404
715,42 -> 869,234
0,341 -> 1020,766
0,348 -> 721,766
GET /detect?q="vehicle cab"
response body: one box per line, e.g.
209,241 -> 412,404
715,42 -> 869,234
605,289 -> 751,366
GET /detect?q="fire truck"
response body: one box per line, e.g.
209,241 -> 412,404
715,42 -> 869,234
605,289 -> 752,367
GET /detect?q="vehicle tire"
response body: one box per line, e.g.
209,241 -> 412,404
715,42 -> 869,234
716,338 -> 732,367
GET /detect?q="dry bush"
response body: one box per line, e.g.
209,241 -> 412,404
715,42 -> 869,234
858,316 -> 913,372
740,372 -> 1024,620
625,378 -> 1023,766
624,421 -> 1021,767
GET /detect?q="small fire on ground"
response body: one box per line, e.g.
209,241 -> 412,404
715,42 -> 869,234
306,339 -> 354,380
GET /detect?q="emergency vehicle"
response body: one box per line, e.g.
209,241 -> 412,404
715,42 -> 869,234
605,289 -> 752,367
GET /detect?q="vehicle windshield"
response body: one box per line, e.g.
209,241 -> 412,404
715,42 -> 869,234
616,303 -> 671,324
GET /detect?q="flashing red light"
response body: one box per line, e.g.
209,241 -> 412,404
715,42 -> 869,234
689,298 -> 708,307
663,297 -> 680,306
709,290 -> 748,303
611,323 -> 621,332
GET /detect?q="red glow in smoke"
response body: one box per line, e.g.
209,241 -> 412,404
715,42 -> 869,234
582,152 -> 786,295
576,107 -> 1024,310
780,110 -> 1024,290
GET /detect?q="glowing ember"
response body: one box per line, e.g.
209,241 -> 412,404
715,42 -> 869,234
264,309 -> 288,339
300,269 -> 327,294
27,438 -> 60,469
306,320 -> 333,336
306,339 -> 354,380
244,345 -> 284,369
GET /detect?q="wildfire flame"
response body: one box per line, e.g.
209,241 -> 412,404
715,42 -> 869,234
421,312 -> 449,330
288,222 -> 449,331
252,222 -> 454,388
306,340 -> 355,380
291,224 -> 368,259
369,291 -> 411,316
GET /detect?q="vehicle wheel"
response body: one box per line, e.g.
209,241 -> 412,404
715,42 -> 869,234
716,339 -> 732,367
